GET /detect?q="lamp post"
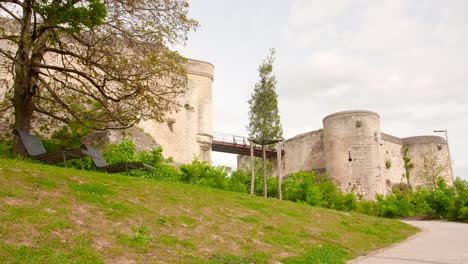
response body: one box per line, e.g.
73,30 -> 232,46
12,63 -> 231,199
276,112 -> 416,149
434,129 -> 454,183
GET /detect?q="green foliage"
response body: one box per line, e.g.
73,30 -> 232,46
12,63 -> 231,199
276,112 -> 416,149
282,171 -> 357,211
283,244 -> 348,264
2,134 -> 468,223
375,193 -> 412,218
4,0 -> 199,150
34,0 -> 107,33
247,48 -> 283,142
402,144 -> 414,188
43,123 -> 92,152
448,179 -> 468,221
421,179 -> 456,218
99,139 -> 180,181
0,141 -> 17,159
385,160 -> 392,169
179,160 -> 230,190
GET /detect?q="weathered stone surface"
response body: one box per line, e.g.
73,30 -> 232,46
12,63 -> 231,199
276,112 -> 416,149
82,127 -> 159,151
237,110 -> 453,200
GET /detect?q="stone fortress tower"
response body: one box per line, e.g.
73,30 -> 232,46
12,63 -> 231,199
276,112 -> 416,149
59,59 -> 214,165
239,110 -> 453,200
0,58 -> 214,165
136,59 -> 214,164
323,111 -> 384,199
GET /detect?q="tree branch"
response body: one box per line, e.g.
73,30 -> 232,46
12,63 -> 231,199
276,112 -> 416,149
0,47 -> 15,60
0,3 -> 21,23
34,105 -> 70,124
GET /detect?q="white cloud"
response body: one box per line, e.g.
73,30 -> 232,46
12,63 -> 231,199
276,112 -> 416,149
185,0 -> 468,179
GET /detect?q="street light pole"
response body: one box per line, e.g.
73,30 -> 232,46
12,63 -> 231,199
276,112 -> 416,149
434,129 -> 454,184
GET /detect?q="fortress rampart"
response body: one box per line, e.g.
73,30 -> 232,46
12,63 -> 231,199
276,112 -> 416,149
238,110 -> 453,200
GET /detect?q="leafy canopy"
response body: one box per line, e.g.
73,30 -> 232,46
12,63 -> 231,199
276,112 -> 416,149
0,0 -> 198,133
247,49 -> 283,142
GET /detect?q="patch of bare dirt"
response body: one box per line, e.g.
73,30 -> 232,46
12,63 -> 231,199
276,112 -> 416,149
93,236 -> 110,251
108,256 -> 136,264
70,177 -> 87,184
3,197 -> 25,206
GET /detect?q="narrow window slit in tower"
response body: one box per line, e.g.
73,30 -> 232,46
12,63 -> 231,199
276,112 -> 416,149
348,151 -> 352,162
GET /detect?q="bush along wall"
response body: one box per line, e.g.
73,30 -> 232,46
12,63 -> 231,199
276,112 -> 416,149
1,136 -> 467,222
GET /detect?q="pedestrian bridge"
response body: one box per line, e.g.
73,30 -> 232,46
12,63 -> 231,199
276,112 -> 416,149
211,132 -> 283,158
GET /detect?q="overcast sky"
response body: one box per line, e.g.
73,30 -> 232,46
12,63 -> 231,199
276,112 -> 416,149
182,0 -> 467,180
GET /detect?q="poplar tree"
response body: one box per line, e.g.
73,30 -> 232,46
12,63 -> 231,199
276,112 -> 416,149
247,48 -> 283,197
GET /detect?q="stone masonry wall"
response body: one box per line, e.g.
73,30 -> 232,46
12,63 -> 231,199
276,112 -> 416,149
381,134 -> 406,193
137,59 -> 214,164
282,130 -> 325,176
403,136 -> 452,188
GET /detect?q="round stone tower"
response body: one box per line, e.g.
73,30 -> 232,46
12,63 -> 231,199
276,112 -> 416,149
402,136 -> 452,188
137,59 -> 214,164
322,110 -> 384,200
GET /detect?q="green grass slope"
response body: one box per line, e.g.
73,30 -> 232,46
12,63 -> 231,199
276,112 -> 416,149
0,158 -> 419,263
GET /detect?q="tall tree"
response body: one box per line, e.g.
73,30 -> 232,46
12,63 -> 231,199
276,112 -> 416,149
247,48 -> 283,197
0,0 -> 198,153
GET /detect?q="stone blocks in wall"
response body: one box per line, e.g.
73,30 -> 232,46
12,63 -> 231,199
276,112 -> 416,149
274,110 -> 453,200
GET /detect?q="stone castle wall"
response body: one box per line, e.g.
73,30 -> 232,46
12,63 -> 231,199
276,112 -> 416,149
136,59 -> 214,164
237,110 -> 453,200
282,130 -> 325,175
380,135 -> 406,193
322,111 -> 383,199
403,136 -> 451,188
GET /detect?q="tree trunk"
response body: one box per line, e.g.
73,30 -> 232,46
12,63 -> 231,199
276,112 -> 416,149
262,144 -> 267,198
250,140 -> 255,195
11,1 -> 37,155
12,78 -> 35,155
277,142 -> 282,200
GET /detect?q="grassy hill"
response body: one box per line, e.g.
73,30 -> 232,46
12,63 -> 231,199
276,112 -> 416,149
0,158 -> 418,263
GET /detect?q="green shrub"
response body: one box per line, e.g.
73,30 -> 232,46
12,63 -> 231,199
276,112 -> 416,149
423,179 -> 455,218
283,244 -> 347,264
179,160 -> 230,190
5,132 -> 468,223
43,123 -> 92,152
458,207 -> 468,222
102,139 -> 136,165
356,200 -> 379,216
282,171 -> 357,211
227,170 -> 250,193
0,140 -> 17,159
447,178 -> 468,221
375,193 -> 411,218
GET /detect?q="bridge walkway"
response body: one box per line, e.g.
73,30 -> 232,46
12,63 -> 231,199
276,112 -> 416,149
211,133 -> 284,158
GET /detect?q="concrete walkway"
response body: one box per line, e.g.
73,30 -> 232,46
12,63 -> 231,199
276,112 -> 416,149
350,220 -> 468,264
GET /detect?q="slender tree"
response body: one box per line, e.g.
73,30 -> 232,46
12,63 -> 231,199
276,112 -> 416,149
247,48 -> 283,197
421,150 -> 451,189
0,0 -> 198,153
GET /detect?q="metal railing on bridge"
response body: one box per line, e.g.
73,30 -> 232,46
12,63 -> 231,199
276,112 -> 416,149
211,132 -> 283,158
212,132 -> 250,146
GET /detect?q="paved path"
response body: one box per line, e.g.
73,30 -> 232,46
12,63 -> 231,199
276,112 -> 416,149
350,220 -> 468,264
